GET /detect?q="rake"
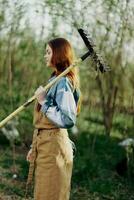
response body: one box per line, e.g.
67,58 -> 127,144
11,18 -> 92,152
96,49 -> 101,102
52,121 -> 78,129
0,28 -> 110,128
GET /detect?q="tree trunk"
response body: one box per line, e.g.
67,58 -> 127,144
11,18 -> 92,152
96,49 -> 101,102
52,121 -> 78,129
96,75 -> 118,136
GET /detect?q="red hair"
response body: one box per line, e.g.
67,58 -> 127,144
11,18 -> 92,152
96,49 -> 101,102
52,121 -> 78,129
48,38 -> 82,114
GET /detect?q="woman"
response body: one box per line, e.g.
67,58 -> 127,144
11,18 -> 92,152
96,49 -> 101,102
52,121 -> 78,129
26,38 -> 82,200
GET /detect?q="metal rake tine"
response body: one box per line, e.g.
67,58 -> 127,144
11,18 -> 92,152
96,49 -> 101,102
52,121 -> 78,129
78,28 -> 111,73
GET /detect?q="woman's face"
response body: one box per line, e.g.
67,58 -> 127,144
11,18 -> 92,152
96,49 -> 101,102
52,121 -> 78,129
44,44 -> 53,67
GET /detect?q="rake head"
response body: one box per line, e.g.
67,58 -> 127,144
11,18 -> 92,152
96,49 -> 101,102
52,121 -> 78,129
78,28 -> 111,73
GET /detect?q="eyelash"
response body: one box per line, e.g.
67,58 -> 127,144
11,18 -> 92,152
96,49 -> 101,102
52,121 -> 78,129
46,50 -> 50,54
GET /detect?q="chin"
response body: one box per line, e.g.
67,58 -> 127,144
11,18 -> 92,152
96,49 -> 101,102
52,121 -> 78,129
46,62 -> 50,67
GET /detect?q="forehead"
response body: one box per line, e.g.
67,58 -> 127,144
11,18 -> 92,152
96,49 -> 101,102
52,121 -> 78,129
46,44 -> 52,51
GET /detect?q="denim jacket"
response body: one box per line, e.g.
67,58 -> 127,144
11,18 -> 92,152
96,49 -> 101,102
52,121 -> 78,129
40,75 -> 80,128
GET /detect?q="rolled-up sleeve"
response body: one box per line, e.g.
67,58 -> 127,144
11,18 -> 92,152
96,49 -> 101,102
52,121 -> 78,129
41,77 -> 77,128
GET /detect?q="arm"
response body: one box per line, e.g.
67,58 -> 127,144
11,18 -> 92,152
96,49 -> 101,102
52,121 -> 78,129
41,77 -> 77,128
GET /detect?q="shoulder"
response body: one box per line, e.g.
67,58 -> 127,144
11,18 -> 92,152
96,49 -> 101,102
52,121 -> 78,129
56,76 -> 74,92
57,76 -> 66,83
48,75 -> 56,83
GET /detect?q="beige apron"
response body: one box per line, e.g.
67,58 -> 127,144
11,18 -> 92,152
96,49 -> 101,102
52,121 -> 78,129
26,100 -> 74,200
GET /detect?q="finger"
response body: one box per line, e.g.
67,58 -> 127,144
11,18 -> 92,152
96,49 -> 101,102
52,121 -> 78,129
40,86 -> 45,90
35,91 -> 41,96
35,89 -> 41,94
38,86 -> 45,92
27,153 -> 31,161
27,156 -> 31,162
35,89 -> 44,95
35,86 -> 45,95
39,85 -> 43,88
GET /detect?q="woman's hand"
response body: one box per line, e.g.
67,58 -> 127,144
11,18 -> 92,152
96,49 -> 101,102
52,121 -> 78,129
34,85 -> 46,105
26,148 -> 33,162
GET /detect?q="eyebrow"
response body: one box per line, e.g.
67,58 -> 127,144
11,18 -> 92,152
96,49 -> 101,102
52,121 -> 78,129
46,49 -> 51,52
